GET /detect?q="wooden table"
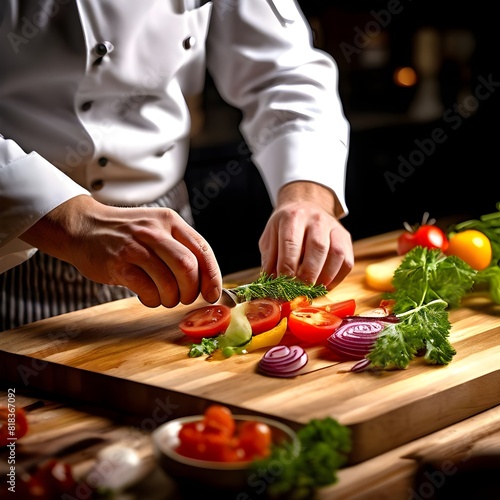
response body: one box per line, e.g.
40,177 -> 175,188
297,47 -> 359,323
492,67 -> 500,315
1,231 -> 500,498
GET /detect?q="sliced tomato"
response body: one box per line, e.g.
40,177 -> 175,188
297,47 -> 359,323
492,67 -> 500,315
288,307 -> 342,344
179,305 -> 232,339
0,406 -> 28,447
279,296 -> 311,319
315,299 -> 356,318
245,298 -> 281,335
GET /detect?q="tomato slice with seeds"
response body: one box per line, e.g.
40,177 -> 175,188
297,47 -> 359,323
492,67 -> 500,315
179,305 -> 232,339
288,307 -> 343,344
279,296 -> 311,319
315,299 -> 356,318
245,298 -> 281,335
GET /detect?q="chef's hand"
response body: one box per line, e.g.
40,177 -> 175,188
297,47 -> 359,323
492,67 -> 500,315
259,182 -> 354,289
20,195 -> 222,308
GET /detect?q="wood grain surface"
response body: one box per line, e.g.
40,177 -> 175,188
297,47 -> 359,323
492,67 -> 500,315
2,390 -> 499,499
1,231 -> 499,464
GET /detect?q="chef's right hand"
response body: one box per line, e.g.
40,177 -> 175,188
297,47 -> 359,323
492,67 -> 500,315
20,195 -> 222,307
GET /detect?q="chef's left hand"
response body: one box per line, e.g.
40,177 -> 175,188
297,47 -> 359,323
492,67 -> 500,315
259,181 -> 354,289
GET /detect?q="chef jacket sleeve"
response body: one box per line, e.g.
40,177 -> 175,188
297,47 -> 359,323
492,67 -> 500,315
206,0 -> 350,217
0,137 -> 90,273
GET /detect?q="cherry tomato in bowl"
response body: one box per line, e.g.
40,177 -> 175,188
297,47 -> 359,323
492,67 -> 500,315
179,305 -> 232,339
398,224 -> 449,255
245,298 -> 281,335
288,307 -> 342,344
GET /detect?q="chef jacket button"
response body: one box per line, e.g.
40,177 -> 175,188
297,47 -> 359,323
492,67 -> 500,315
81,101 -> 92,111
93,41 -> 114,65
95,43 -> 108,56
182,36 -> 196,50
90,179 -> 104,191
98,157 -> 108,167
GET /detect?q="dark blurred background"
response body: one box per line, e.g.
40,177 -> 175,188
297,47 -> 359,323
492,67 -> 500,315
184,1 -> 499,275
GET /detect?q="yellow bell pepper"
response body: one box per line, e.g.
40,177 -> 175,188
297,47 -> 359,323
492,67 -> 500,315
244,317 -> 288,353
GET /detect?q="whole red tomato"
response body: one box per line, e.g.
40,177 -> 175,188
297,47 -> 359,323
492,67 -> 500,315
397,224 -> 449,255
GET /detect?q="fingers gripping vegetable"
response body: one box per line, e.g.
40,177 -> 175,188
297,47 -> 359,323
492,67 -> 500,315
397,213 -> 449,255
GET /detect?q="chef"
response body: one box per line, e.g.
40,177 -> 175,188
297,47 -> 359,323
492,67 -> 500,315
0,0 -> 353,331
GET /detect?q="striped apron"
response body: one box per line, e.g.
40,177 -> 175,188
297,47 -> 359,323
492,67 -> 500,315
0,181 -> 194,331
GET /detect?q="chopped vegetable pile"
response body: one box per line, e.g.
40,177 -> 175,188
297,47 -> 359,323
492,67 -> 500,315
176,405 -> 273,462
182,204 -> 500,374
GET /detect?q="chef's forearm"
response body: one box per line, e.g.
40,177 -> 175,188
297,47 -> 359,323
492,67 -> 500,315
277,181 -> 342,219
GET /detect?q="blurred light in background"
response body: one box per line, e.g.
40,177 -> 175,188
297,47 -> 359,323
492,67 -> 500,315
393,66 -> 417,87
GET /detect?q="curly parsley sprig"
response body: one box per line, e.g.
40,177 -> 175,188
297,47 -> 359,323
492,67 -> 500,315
367,247 -> 476,370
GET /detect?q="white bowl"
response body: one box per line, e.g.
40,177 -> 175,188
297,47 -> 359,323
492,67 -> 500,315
151,414 -> 300,492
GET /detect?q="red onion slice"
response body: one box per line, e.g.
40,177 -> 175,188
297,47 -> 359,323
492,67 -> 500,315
326,318 -> 388,360
342,314 -> 399,323
351,358 -> 372,372
258,345 -> 308,378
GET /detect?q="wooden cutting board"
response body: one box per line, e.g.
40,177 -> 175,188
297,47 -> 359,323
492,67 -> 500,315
1,231 -> 499,464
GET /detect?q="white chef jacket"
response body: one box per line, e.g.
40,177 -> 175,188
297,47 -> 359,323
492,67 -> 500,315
0,0 -> 350,273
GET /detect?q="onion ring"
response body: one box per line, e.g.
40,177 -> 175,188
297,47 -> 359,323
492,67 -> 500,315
258,345 -> 308,378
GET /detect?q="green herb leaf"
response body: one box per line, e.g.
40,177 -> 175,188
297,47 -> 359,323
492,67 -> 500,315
251,417 -> 351,499
188,337 -> 219,358
366,247 -> 475,370
475,266 -> 500,303
230,272 -> 328,302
